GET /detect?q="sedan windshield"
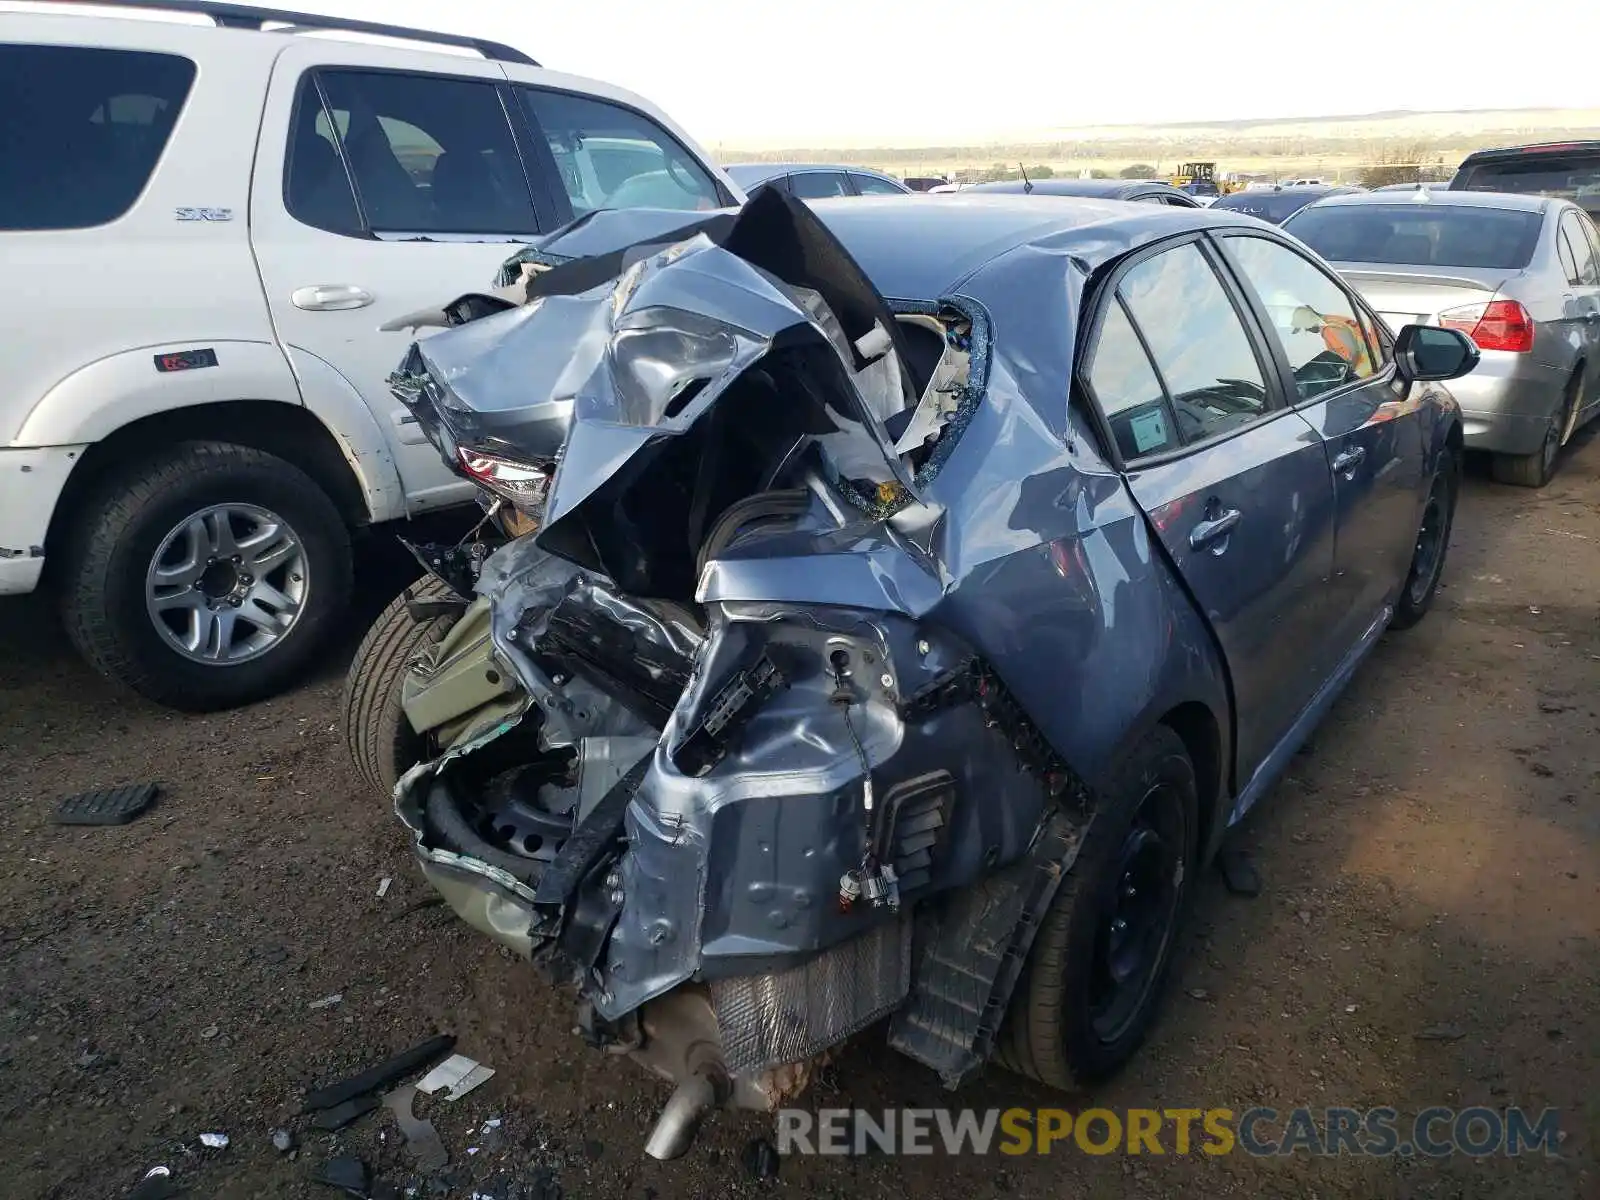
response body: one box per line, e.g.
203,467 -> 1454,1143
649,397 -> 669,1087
1284,204 -> 1543,270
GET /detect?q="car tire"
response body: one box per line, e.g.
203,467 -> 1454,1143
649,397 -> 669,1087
60,441 -> 352,712
1492,374 -> 1581,488
1390,449 -> 1459,631
996,723 -> 1199,1089
341,575 -> 462,799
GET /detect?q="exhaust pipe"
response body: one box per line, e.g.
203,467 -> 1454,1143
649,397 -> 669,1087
643,1065 -> 728,1160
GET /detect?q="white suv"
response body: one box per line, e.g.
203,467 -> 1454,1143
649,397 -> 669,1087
0,0 -> 741,710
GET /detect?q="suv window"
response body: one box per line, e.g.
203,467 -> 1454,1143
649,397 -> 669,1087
1560,211 -> 1600,285
1116,242 -> 1271,445
0,45 -> 195,231
850,172 -> 904,195
788,171 -> 851,199
1224,235 -> 1378,399
519,89 -> 721,216
289,71 -> 537,236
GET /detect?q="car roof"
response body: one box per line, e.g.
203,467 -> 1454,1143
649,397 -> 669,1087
1459,140 -> 1600,164
803,193 -> 1262,298
1300,189 -> 1554,214
1213,184 -> 1351,203
967,178 -> 1186,199
724,162 -> 891,183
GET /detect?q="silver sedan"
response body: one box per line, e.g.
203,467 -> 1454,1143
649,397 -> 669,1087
1282,189 -> 1600,486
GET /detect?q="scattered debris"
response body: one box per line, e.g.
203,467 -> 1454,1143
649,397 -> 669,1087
383,1084 -> 448,1172
1414,1023 -> 1467,1042
200,1024 -> 220,1041
1344,1005 -> 1358,1014
377,877 -> 392,898
312,1093 -> 381,1132
1216,847 -> 1262,896
477,1117 -> 505,1153
389,896 -> 445,923
416,1053 -> 495,1102
271,1128 -> 296,1153
129,1165 -> 180,1200
199,1132 -> 229,1149
308,993 -> 344,1011
742,1137 -> 780,1180
315,1154 -> 371,1197
302,1033 -> 455,1113
1188,987 -> 1211,1001
53,782 -> 161,826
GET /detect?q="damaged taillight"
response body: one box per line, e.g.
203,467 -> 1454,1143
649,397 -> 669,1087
456,447 -> 553,517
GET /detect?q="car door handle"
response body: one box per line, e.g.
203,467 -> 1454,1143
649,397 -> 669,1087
1333,446 -> 1366,475
291,284 -> 374,311
1189,508 -> 1241,550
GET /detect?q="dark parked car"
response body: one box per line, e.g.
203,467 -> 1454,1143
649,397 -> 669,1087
1210,184 -> 1361,224
351,189 -> 1475,1159
966,177 -> 1202,206
903,175 -> 949,192
1450,140 -> 1600,221
723,162 -> 910,198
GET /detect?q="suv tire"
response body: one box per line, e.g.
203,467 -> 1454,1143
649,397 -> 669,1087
997,724 -> 1198,1089
60,440 -> 352,711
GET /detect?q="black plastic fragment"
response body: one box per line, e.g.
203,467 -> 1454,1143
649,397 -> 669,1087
742,1137 -> 780,1180
54,782 -> 160,826
1217,847 -> 1261,897
532,758 -> 649,907
128,1169 -> 182,1199
671,654 -> 786,777
301,1034 -> 454,1113
314,1154 -> 371,1197
311,1093 -> 381,1131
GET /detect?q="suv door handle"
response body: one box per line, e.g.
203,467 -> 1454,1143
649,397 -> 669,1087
292,284 -> 374,311
1189,507 -> 1241,551
1333,445 -> 1366,475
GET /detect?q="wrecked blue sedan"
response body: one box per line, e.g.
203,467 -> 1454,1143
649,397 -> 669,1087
344,188 -> 1477,1158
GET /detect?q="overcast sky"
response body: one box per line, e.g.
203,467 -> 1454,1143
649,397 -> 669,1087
48,0 -> 1600,145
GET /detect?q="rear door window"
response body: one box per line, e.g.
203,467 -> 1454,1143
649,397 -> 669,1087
519,89 -> 721,216
1560,210 -> 1600,285
1117,242 -> 1272,446
0,44 -> 195,231
296,70 -> 537,237
788,171 -> 852,199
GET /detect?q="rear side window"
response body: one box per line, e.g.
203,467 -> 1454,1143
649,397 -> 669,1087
851,172 -> 905,195
788,171 -> 851,199
520,89 -> 721,216
1284,203 -> 1543,270
0,45 -> 195,231
287,70 -> 538,237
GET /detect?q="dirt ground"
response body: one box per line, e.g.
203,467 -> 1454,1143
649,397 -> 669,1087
2,436 -> 1595,1200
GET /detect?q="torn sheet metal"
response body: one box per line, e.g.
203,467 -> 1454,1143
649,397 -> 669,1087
384,1085 -> 448,1172
416,1053 -> 496,1102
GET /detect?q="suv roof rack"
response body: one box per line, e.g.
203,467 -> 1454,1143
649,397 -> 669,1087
77,0 -> 539,65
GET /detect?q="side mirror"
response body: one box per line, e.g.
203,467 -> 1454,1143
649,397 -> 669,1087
1394,324 -> 1479,383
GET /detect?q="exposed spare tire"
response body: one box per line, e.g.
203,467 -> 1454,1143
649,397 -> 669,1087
341,575 -> 462,799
